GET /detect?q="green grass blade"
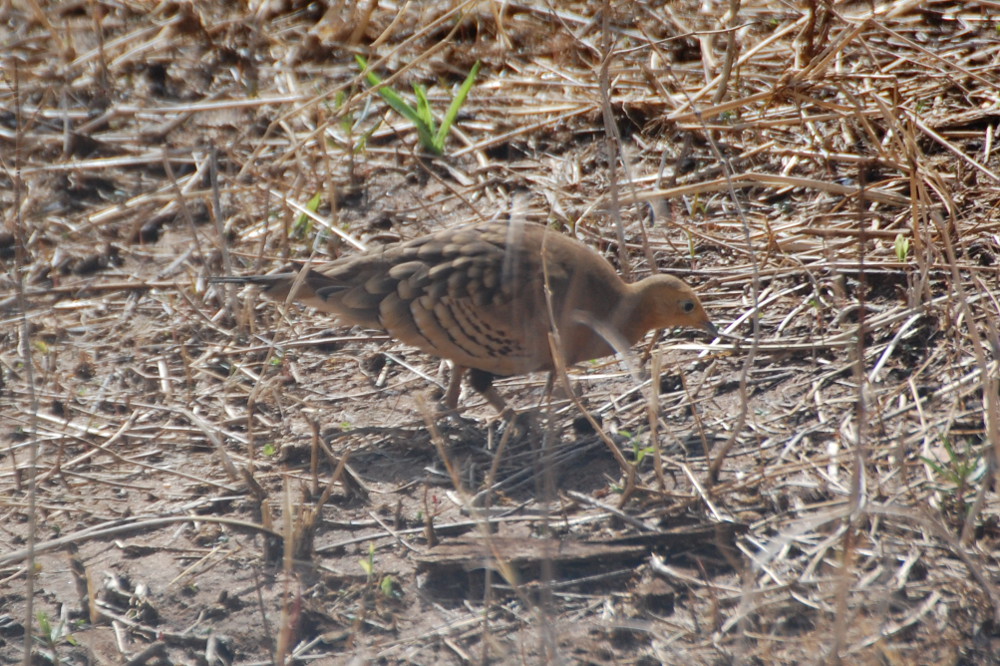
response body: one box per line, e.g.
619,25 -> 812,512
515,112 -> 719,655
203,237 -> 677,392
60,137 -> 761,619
411,82 -> 438,152
435,60 -> 480,151
356,55 -> 420,123
292,191 -> 323,238
356,54 -> 437,152
412,83 -> 436,133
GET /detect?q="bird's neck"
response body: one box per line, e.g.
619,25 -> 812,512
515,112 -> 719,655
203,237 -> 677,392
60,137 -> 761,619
618,281 -> 657,344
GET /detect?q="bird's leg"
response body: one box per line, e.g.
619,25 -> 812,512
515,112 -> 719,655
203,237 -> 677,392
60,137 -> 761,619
468,369 -> 509,413
444,364 -> 467,409
543,372 -> 556,404
545,370 -> 580,403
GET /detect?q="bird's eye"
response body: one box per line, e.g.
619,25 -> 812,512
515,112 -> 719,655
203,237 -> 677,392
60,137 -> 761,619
682,300 -> 695,313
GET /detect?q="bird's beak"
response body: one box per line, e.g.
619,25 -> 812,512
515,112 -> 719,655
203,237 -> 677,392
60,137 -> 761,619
702,320 -> 719,337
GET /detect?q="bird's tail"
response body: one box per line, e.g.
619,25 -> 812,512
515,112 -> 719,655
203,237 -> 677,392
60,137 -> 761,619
210,270 -> 342,313
210,270 -> 304,301
209,274 -> 288,286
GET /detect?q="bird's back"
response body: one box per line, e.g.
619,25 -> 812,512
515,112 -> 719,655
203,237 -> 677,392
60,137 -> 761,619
292,221 -> 629,376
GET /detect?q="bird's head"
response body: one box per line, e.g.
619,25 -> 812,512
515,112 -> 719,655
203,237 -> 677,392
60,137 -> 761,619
630,274 -> 717,338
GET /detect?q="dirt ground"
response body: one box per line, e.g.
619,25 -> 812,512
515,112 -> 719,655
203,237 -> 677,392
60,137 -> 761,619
3,1 -> 1000,664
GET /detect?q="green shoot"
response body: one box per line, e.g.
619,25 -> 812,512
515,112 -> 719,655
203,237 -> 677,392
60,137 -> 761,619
921,437 -> 985,490
921,436 -> 987,516
355,55 -> 480,155
36,611 -> 52,641
35,610 -> 78,652
292,191 -> 323,239
894,233 -> 910,262
359,542 -> 376,579
624,430 -> 654,467
380,574 -> 400,598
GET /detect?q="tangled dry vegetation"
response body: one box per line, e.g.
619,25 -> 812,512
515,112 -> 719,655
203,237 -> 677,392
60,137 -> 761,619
3,0 -> 1000,663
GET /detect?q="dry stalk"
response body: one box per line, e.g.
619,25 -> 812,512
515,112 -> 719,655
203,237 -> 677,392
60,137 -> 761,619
8,57 -> 41,666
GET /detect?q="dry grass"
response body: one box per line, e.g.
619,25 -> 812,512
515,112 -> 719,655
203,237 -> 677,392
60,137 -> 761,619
3,0 -> 1000,663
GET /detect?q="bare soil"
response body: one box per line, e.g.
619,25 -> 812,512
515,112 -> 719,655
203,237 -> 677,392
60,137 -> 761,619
3,1 -> 1000,664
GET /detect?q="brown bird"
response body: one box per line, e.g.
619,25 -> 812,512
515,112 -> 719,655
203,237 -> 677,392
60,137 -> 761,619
212,221 -> 716,411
